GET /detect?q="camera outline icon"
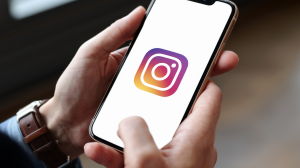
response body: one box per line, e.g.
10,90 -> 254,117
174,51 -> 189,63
134,48 -> 188,97
140,53 -> 182,91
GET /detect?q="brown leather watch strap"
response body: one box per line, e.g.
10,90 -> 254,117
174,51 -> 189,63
24,127 -> 48,143
18,101 -> 68,168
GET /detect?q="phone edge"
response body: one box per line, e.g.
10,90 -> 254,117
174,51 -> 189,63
184,0 -> 239,119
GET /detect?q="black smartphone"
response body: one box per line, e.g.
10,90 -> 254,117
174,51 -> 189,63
90,0 -> 238,152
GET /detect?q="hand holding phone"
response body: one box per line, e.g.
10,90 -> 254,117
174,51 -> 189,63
39,2 -> 238,162
85,81 -> 223,168
90,0 -> 238,151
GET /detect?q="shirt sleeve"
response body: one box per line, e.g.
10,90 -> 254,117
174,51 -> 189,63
0,116 -> 82,168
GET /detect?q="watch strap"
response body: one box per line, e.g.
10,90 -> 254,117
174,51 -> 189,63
18,100 -> 69,168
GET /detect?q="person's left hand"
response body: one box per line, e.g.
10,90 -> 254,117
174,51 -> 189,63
39,6 -> 239,160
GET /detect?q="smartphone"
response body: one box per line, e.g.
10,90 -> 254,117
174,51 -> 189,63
90,0 -> 238,152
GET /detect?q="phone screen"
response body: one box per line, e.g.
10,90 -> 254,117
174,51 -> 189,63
92,0 -> 234,149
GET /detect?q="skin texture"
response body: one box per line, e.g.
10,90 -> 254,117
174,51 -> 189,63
39,6 -> 239,167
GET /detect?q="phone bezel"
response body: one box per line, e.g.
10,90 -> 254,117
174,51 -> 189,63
89,0 -> 238,152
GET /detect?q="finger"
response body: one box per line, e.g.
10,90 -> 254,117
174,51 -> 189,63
118,116 -> 167,168
190,81 -> 222,134
211,51 -> 239,77
84,142 -> 123,168
177,81 -> 222,141
80,6 -> 145,58
109,46 -> 129,65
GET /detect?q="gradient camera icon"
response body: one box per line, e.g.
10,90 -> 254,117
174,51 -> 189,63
134,48 -> 188,97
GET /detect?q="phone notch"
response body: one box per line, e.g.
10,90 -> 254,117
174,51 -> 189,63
188,0 -> 216,5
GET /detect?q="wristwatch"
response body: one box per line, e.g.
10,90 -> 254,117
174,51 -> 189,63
17,100 -> 70,168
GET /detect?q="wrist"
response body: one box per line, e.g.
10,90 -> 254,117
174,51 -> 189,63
39,98 -> 82,160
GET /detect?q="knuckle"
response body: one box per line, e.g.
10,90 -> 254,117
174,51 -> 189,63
109,19 -> 128,41
78,41 -> 89,51
111,19 -> 122,27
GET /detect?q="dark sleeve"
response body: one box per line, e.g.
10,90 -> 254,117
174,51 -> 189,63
0,116 -> 82,168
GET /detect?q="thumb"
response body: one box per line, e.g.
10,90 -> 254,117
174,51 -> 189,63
118,116 -> 168,168
84,142 -> 123,168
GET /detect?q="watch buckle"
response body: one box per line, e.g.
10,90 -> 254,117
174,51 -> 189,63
16,100 -> 42,122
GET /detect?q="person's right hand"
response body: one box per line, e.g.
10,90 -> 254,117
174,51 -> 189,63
85,80 -> 229,168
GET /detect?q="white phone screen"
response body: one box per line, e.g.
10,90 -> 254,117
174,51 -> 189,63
92,0 -> 233,149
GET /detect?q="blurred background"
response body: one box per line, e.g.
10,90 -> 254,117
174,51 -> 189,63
0,0 -> 299,167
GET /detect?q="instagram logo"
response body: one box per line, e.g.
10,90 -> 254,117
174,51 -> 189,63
134,48 -> 188,97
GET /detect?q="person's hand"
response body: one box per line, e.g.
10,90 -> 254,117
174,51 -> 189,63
83,6 -> 238,168
39,5 -> 239,163
39,6 -> 146,159
84,80 -> 228,168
